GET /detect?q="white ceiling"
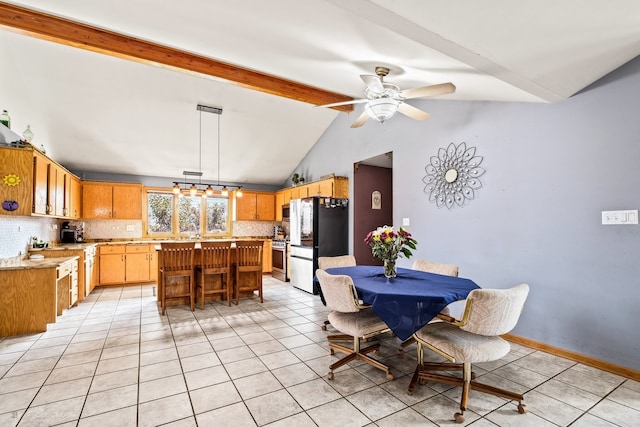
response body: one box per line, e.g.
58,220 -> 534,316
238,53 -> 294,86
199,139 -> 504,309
1,0 -> 639,186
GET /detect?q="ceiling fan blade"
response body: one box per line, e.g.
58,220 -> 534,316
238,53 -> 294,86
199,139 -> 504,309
350,111 -> 370,128
314,98 -> 368,109
399,82 -> 456,99
361,74 -> 384,95
397,103 -> 431,121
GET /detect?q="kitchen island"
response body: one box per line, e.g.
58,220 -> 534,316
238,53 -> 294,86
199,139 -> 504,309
0,256 -> 79,337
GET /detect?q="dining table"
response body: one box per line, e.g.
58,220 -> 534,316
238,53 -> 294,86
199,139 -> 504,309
324,265 -> 480,341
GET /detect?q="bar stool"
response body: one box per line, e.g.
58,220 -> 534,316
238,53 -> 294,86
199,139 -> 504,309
196,241 -> 232,308
159,242 -> 196,315
235,240 -> 264,304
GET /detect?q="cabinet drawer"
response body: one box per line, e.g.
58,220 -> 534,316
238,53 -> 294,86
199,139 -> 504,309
126,244 -> 149,254
100,245 -> 126,254
57,263 -> 73,278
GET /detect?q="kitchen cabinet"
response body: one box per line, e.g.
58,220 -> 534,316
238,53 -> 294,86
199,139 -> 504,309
57,258 -> 78,314
235,191 -> 275,221
262,240 -> 272,273
99,245 -> 126,284
98,244 -> 157,285
275,191 -> 285,221
274,177 -> 349,212
33,151 -> 71,217
85,245 -> 98,296
0,256 -> 79,336
83,182 -> 143,219
69,176 -> 82,219
0,146 -> 33,216
1,146 -> 79,219
35,245 -> 98,302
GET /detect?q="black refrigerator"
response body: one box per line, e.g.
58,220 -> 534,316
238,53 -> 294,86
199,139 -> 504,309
290,197 -> 349,294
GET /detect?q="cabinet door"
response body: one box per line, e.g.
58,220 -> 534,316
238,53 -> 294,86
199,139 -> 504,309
262,240 -> 272,273
236,192 -> 257,220
318,179 -> 334,197
125,252 -> 150,282
99,254 -> 126,284
275,191 -> 284,221
33,152 -> 49,215
148,247 -> 158,282
113,184 -> 142,219
53,166 -> 66,217
83,183 -> 113,219
256,193 -> 275,221
0,148 -> 32,216
70,176 -> 82,219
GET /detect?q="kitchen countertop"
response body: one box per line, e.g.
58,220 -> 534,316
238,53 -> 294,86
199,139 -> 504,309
0,256 -> 79,271
29,243 -> 98,251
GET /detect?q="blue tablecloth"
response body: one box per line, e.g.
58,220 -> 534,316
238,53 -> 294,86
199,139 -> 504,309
325,266 -> 480,341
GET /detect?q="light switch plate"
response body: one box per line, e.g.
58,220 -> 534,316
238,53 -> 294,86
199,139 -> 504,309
602,210 -> 638,225
402,217 -> 410,226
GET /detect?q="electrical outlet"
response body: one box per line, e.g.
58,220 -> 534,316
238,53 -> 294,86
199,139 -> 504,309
126,224 -> 135,232
112,225 -> 120,230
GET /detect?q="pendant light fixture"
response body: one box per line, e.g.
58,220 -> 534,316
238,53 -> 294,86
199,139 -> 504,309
170,104 -> 242,196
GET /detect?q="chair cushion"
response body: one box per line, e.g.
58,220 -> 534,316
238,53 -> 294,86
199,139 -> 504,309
415,322 -> 510,363
328,309 -> 388,337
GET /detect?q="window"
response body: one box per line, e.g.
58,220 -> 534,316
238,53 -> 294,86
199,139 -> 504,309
147,192 -> 173,234
145,189 -> 231,237
178,196 -> 201,234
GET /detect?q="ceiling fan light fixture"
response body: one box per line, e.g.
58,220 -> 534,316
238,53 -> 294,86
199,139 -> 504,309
365,98 -> 400,123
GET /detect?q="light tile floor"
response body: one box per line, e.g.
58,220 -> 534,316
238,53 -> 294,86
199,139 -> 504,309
1,277 -> 639,426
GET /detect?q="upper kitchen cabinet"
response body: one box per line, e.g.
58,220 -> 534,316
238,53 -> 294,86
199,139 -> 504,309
0,146 -> 33,216
235,191 -> 275,221
69,176 -> 82,219
83,182 -> 143,220
0,145 -> 78,218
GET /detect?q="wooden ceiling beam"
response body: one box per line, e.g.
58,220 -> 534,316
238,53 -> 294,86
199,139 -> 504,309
0,2 -> 354,112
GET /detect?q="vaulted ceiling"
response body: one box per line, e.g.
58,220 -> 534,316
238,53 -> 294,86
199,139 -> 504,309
1,0 -> 639,187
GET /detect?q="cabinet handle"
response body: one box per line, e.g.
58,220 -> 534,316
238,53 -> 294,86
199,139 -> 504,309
121,255 -> 124,261
145,254 -> 148,260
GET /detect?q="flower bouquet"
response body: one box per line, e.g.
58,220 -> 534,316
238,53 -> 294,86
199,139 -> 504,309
364,225 -> 417,278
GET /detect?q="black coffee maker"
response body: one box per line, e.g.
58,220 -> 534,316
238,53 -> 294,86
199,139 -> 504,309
60,221 -> 84,243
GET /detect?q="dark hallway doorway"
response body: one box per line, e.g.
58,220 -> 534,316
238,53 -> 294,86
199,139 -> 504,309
353,152 -> 393,265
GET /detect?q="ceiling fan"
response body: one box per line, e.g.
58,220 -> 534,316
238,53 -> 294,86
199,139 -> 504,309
316,66 -> 456,128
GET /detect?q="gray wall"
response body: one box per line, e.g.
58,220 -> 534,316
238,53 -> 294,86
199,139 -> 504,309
294,57 -> 640,371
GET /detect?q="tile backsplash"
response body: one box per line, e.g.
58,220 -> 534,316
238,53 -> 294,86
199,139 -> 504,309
0,216 -> 60,259
1,216 -> 283,259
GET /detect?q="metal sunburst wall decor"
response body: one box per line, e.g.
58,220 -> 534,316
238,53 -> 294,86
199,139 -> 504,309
423,142 -> 485,209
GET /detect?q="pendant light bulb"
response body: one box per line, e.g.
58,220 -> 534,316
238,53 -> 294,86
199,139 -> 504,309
189,184 -> 198,197
221,186 -> 228,196
236,187 -> 243,197
205,185 -> 213,196
172,183 -> 181,194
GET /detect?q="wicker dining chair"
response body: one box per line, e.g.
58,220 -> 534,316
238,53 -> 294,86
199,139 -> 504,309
408,284 -> 530,424
317,255 -> 357,331
316,269 -> 393,381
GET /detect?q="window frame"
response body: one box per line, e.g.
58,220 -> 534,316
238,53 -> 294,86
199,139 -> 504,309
143,187 -> 232,238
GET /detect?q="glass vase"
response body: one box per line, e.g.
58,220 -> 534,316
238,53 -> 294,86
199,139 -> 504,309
383,258 -> 397,278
